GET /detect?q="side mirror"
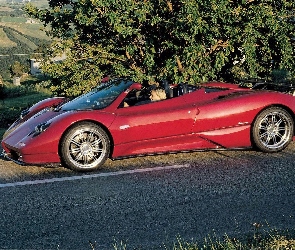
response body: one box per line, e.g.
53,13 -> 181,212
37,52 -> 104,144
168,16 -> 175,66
101,76 -> 110,83
130,83 -> 142,90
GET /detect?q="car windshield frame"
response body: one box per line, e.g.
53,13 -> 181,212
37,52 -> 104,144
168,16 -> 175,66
60,79 -> 134,111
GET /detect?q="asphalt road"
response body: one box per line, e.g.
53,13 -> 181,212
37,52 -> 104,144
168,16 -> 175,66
0,144 -> 295,249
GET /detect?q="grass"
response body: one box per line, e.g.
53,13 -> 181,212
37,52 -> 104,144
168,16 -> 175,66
9,29 -> 38,50
0,6 -> 14,12
1,16 -> 27,23
2,22 -> 50,41
0,27 -> 16,47
0,128 -> 5,139
109,227 -> 295,250
170,234 -> 295,250
104,228 -> 295,250
0,8 -> 50,41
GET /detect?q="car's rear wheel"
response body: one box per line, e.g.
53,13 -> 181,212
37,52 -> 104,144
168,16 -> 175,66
252,107 -> 294,152
60,122 -> 110,171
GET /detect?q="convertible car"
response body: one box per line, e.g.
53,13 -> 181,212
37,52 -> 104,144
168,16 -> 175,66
1,78 -> 295,171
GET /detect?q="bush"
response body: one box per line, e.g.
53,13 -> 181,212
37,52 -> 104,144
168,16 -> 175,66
0,106 -> 23,128
0,78 -> 51,128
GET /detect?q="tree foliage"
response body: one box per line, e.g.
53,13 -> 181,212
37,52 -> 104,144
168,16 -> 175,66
10,61 -> 27,77
25,0 -> 295,97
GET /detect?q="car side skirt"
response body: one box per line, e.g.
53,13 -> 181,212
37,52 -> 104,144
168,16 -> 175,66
112,125 -> 251,159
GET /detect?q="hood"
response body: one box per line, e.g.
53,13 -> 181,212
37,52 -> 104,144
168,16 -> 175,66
2,97 -> 68,140
2,108 -> 64,144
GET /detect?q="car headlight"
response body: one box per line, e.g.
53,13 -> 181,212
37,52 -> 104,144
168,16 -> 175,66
20,109 -> 30,119
31,122 -> 51,137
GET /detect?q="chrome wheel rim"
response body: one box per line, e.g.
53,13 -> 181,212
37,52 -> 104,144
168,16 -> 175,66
66,128 -> 107,169
257,111 -> 292,149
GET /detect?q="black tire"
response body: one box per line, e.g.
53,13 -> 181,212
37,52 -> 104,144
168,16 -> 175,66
60,122 -> 110,171
252,107 -> 294,153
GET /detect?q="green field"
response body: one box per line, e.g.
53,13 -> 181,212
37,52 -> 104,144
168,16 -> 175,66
0,27 -> 16,47
1,16 -> 27,23
0,20 -> 49,41
0,2 -> 50,77
9,28 -> 38,49
0,6 -> 14,12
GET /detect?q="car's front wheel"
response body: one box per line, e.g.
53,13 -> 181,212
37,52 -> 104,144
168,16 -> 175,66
252,107 -> 294,153
60,122 -> 110,171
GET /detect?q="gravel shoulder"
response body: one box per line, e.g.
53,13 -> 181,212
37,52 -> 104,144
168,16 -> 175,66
1,142 -> 295,181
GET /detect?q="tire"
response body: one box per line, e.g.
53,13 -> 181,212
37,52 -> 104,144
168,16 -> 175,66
252,107 -> 294,153
60,122 -> 110,171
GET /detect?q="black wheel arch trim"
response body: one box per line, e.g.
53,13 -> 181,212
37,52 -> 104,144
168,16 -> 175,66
58,119 -> 114,160
250,104 -> 295,149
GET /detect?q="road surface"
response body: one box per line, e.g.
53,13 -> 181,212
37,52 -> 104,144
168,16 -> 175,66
0,145 -> 295,249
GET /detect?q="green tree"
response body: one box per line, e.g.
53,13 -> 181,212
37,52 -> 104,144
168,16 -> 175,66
10,61 -> 26,78
32,42 -> 52,60
25,0 -> 295,97
0,75 -> 5,104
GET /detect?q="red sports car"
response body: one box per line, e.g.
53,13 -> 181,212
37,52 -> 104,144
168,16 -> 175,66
1,78 -> 295,171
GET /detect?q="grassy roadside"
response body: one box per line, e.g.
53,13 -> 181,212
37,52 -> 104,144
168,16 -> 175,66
110,228 -> 295,250
110,229 -> 295,250
171,233 -> 295,250
0,128 -> 5,139
0,76 -> 51,139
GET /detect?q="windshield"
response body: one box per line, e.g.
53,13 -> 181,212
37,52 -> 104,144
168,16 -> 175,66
61,79 -> 134,111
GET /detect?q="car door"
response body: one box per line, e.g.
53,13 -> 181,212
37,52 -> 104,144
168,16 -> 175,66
109,96 -> 198,155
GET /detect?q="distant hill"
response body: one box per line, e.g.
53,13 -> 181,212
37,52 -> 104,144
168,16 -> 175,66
0,0 -> 49,8
0,13 -> 50,78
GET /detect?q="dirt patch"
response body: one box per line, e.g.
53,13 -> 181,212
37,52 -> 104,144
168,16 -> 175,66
0,7 -> 14,12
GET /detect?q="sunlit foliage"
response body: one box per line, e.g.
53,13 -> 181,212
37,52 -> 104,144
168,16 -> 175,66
25,0 -> 295,97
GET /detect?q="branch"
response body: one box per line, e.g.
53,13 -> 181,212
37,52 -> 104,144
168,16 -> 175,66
176,56 -> 184,72
125,50 -> 144,73
167,1 -> 173,12
205,39 -> 229,56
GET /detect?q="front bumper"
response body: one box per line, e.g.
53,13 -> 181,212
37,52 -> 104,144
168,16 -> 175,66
1,149 -> 25,166
1,149 -> 61,168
